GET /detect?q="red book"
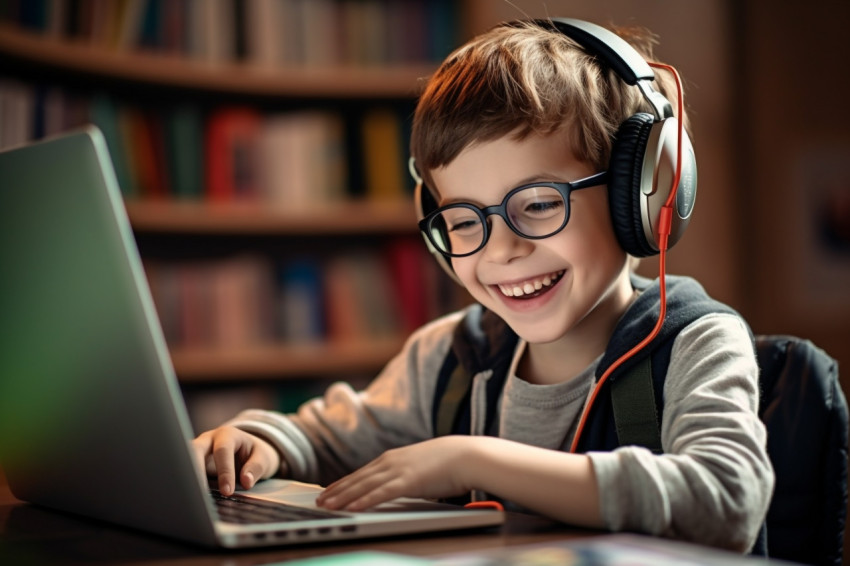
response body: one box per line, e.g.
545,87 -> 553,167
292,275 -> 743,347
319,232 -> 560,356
385,237 -> 430,333
205,107 -> 263,201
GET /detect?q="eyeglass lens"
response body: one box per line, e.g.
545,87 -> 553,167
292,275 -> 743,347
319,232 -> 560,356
426,185 -> 567,256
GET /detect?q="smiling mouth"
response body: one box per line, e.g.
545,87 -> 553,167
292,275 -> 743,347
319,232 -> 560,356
496,270 -> 565,299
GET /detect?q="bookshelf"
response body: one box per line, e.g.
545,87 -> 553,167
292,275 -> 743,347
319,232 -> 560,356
0,0 -> 468,404
125,199 -> 418,235
172,337 -> 405,383
0,21 -> 436,98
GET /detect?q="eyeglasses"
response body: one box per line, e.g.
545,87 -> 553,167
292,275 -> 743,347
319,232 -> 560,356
418,171 -> 608,258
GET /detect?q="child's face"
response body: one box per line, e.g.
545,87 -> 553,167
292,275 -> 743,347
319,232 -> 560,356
430,131 -> 632,345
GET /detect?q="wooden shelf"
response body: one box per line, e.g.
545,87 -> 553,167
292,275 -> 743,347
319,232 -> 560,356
171,338 -> 404,382
125,199 -> 419,235
0,23 -> 435,98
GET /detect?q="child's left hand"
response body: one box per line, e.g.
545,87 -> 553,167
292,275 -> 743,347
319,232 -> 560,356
315,436 -> 476,511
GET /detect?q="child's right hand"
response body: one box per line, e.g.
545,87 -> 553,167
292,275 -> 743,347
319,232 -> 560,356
192,426 -> 283,496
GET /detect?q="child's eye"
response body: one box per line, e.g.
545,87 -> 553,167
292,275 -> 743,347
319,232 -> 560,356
448,217 -> 482,233
524,199 -> 564,215
440,207 -> 483,235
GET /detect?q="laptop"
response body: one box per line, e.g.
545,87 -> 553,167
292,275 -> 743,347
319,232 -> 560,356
0,126 -> 504,548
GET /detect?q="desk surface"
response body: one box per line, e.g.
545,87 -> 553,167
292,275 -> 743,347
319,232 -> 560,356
0,470 -> 596,566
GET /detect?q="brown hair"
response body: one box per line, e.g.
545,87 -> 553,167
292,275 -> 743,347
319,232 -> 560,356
410,19 -> 685,192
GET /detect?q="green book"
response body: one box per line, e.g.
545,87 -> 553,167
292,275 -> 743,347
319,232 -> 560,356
165,105 -> 204,199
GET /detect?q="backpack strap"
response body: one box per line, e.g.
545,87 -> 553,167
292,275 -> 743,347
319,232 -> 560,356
434,353 -> 474,437
431,305 -> 519,437
611,356 -> 662,452
576,274 -> 745,453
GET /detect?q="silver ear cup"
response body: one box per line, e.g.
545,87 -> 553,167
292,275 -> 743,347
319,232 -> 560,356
637,117 -> 697,252
608,114 -> 696,256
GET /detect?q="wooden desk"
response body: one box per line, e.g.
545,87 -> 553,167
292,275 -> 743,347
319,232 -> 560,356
0,470 -> 597,566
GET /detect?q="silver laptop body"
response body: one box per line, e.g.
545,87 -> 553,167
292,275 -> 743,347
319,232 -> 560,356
0,127 -> 503,548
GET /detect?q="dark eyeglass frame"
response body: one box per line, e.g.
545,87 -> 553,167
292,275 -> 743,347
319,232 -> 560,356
418,171 -> 609,258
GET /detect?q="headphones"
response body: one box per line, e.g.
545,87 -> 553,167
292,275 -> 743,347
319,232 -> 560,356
412,17 -> 697,281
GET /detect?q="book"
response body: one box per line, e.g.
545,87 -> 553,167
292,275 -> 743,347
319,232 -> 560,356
164,104 -> 204,199
159,0 -> 188,55
177,261 -> 212,348
135,0 -> 161,51
391,0 -> 427,63
323,254 -> 366,343
186,0 -> 235,63
208,255 -> 275,348
44,0 -> 70,38
258,110 -> 346,207
324,250 -> 401,342
113,0 -> 148,51
384,237 -> 430,334
205,106 -> 263,201
299,0 -> 338,66
243,0 -> 282,67
87,0 -> 118,48
425,0 -> 458,61
348,250 -> 399,338
360,107 -> 405,201
122,107 -> 170,198
340,0 -> 386,66
277,258 -> 325,343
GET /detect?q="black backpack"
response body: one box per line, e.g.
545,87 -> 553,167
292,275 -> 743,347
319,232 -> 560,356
755,335 -> 848,565
584,334 -> 848,565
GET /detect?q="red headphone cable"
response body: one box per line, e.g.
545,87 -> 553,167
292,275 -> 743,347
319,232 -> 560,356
569,62 -> 684,453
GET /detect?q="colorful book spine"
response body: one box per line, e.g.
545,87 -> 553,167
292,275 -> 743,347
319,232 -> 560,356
360,107 -> 406,201
277,259 -> 325,343
0,0 -> 459,65
204,107 -> 263,202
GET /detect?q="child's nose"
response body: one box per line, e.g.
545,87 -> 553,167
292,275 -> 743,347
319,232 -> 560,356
481,217 -> 533,264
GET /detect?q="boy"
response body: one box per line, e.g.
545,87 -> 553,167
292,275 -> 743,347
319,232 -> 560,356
194,18 -> 774,552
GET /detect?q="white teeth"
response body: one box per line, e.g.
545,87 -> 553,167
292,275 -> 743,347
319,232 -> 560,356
498,271 -> 564,298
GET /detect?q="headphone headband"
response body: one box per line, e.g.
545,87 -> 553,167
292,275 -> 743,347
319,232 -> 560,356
536,18 -> 654,84
539,18 -> 673,120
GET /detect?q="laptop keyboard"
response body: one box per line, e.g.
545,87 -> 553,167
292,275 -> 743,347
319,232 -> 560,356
211,491 -> 347,524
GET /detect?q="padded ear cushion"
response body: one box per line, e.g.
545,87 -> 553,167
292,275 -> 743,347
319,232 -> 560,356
608,113 -> 658,257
